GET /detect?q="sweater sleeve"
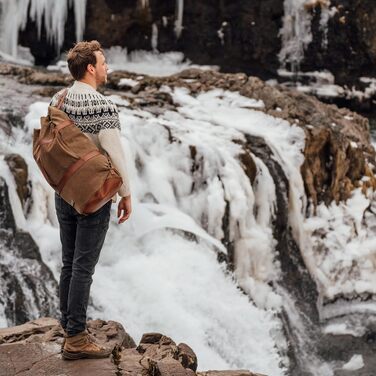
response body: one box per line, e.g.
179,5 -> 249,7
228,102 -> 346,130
98,127 -> 131,197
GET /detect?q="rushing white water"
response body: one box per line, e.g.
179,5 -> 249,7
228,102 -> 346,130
0,89 -> 291,374
0,0 -> 87,57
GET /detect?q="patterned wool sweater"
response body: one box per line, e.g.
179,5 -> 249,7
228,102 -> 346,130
50,81 -> 131,199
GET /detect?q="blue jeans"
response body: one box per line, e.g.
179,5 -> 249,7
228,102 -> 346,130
55,192 -> 112,337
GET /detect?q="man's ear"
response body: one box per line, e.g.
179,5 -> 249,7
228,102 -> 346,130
87,63 -> 95,75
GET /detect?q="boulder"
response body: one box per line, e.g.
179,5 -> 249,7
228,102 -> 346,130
0,317 -> 261,376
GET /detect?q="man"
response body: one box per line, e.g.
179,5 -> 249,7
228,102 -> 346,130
50,40 -> 131,360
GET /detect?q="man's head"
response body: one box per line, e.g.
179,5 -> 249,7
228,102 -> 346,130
67,40 -> 108,87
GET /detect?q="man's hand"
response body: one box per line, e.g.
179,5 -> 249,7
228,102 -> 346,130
117,195 -> 132,224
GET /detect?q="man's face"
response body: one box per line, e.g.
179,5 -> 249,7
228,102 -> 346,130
93,50 -> 108,86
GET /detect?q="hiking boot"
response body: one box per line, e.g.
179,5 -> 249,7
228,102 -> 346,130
62,330 -> 112,360
61,333 -> 66,353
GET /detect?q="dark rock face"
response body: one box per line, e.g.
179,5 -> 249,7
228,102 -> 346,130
86,0 -> 284,79
303,0 -> 376,85
85,0 -> 153,52
0,177 -> 58,326
15,0 -> 376,87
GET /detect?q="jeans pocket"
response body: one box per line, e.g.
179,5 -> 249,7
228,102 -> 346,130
80,200 -> 112,227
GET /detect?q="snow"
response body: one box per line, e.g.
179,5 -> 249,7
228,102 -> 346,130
103,47 -> 217,76
323,322 -> 364,337
0,47 -> 34,66
278,69 -> 376,100
305,188 -> 376,314
342,354 -> 364,371
0,0 -> 87,58
297,83 -> 345,97
48,48 -> 217,77
118,78 -> 139,88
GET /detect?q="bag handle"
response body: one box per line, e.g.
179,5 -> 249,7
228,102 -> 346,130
56,88 -> 68,109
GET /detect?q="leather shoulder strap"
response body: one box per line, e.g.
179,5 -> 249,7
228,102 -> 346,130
56,88 -> 68,109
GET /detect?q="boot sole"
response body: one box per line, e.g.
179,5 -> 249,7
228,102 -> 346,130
62,349 -> 111,360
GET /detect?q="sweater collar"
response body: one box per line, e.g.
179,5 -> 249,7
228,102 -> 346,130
70,80 -> 98,94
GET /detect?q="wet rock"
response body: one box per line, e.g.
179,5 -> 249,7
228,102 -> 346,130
4,154 -> 31,210
0,177 -> 58,326
32,86 -> 64,98
178,343 -> 198,371
134,332 -> 197,374
86,319 -> 136,349
0,317 -> 59,344
0,317 -> 134,376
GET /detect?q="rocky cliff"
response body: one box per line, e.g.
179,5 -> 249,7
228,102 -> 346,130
13,0 -> 376,87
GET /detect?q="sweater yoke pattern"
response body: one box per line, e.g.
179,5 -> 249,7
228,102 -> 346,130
50,90 -> 121,134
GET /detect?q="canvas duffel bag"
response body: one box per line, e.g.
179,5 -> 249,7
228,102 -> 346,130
32,89 -> 123,215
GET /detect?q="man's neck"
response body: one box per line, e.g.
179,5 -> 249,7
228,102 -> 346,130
79,77 -> 97,90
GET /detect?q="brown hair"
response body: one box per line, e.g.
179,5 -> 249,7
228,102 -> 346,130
67,40 -> 103,80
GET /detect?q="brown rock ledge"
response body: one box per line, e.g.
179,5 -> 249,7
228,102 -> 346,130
0,318 -> 263,376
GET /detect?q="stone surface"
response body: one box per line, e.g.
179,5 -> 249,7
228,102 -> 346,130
4,154 -> 31,210
0,318 -> 256,376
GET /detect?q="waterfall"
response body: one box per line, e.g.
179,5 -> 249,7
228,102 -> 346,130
0,0 -> 87,58
1,56 -> 374,372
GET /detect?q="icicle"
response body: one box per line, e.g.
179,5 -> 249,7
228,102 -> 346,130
71,0 -> 87,43
0,0 -> 87,58
174,0 -> 184,38
279,0 -> 334,72
0,0 -> 29,57
319,4 -> 337,50
278,0 -> 313,72
151,22 -> 158,52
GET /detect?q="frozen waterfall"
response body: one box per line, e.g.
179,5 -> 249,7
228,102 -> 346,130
0,0 -> 87,58
279,0 -> 335,72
